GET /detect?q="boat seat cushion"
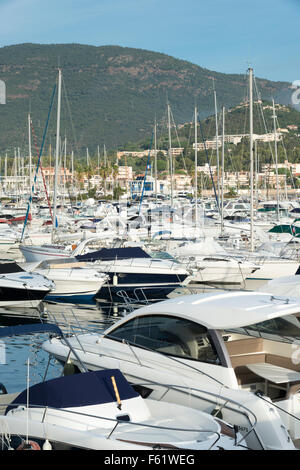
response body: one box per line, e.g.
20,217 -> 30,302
265,354 -> 300,372
225,338 -> 264,356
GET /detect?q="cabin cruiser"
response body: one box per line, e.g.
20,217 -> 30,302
164,239 -> 260,284
20,240 -> 193,303
0,260 -> 55,307
75,247 -> 193,303
43,291 -> 300,450
0,324 -> 244,451
21,259 -> 109,304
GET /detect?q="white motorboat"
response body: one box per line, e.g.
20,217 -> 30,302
0,260 -> 55,307
0,324 -> 243,451
157,239 -> 260,285
75,247 -> 192,303
43,291 -> 300,450
22,259 -> 109,304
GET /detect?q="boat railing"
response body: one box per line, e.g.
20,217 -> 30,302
45,310 -> 88,356
115,286 -> 183,308
0,401 -> 225,450
99,257 -> 184,272
67,335 -> 260,447
115,290 -> 140,311
1,376 -> 258,448
129,381 -> 259,448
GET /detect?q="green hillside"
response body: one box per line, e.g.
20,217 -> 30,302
0,43 -> 293,161
118,100 -> 300,180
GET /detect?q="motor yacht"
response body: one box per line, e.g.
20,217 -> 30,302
75,247 -> 192,303
22,259 -> 109,304
0,260 -> 55,307
43,291 -> 300,450
0,324 -> 243,451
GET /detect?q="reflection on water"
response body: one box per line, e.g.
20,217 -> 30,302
0,301 -> 119,394
0,281 -> 262,393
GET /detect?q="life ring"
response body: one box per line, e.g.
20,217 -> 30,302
17,440 -> 41,450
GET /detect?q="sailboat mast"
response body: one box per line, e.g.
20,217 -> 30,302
272,98 -> 280,222
194,106 -> 198,228
97,145 -> 100,171
28,113 -> 32,196
221,106 -> 225,236
249,67 -> 254,252
154,119 -> 158,203
167,104 -> 173,206
213,83 -> 220,209
52,68 -> 62,243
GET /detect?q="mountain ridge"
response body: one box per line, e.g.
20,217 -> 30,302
0,43 -> 293,156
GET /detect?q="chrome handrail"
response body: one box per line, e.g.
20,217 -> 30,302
2,402 -> 223,449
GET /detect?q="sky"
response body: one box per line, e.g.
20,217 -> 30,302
0,0 -> 300,83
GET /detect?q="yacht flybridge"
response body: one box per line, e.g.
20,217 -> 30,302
43,291 -> 300,450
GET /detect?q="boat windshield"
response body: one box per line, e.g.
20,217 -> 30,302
106,314 -> 221,365
225,314 -> 300,344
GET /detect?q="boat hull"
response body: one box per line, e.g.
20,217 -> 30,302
0,285 -> 51,307
95,272 -> 188,303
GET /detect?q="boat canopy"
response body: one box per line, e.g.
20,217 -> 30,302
7,369 -> 139,413
76,247 -> 151,262
128,292 -> 300,330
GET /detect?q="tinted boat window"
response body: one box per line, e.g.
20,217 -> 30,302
106,315 -> 220,364
225,314 -> 300,343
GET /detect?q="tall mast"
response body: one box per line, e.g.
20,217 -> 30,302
97,145 -> 100,172
254,140 -> 258,205
272,98 -> 280,222
213,80 -> 220,209
154,119 -> 158,203
28,113 -> 32,196
52,68 -> 62,243
63,136 -> 67,207
4,154 -> 7,193
167,103 -> 173,206
194,106 -> 198,228
221,106 -> 225,236
249,67 -> 254,252
71,150 -> 74,186
103,144 -> 107,196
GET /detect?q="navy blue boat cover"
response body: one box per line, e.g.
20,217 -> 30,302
7,369 -> 139,412
76,247 -> 151,262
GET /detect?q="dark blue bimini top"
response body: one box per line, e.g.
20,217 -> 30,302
76,247 -> 151,262
7,369 -> 139,413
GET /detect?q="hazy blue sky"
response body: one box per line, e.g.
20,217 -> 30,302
0,0 -> 299,82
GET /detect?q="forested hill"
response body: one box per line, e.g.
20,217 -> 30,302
0,43 -> 293,156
